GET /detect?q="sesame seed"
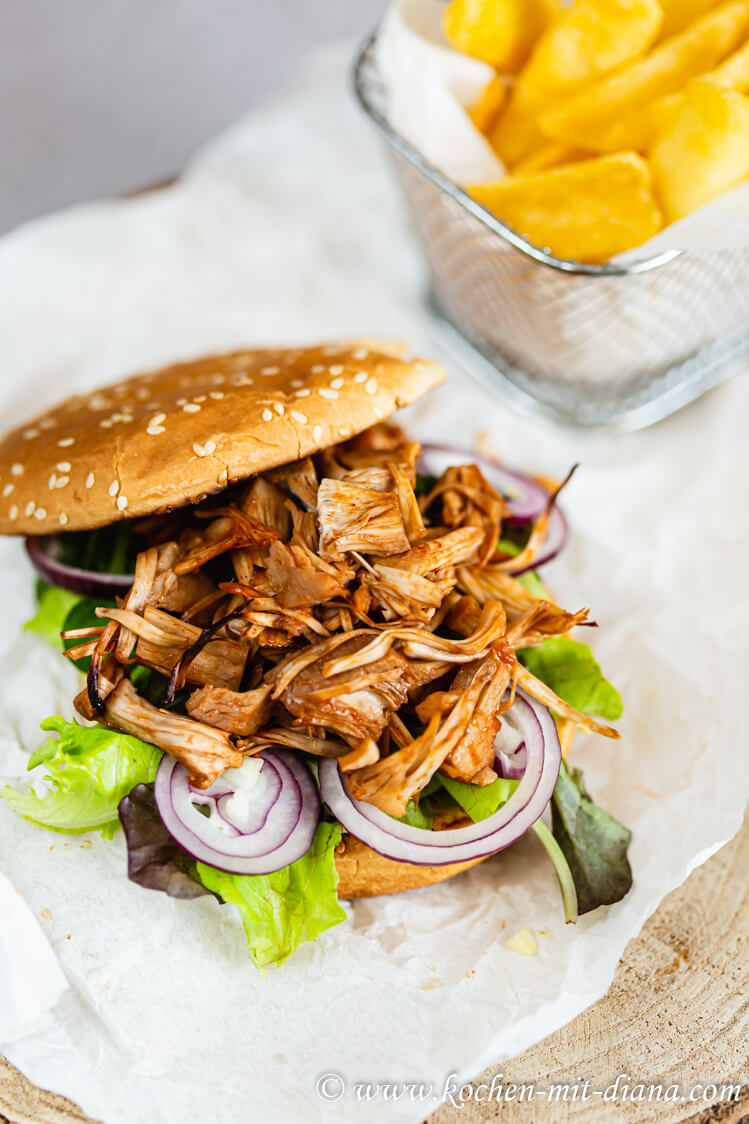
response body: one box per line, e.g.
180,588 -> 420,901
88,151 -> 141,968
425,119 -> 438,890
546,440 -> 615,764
319,388 -> 338,400
330,377 -> 344,389
312,424 -> 323,442
295,388 -> 311,398
352,348 -> 368,360
151,413 -> 166,425
262,408 -> 273,422
354,371 -> 368,383
108,480 -> 120,497
232,374 -> 254,387
194,395 -> 206,403
58,512 -> 69,526
146,425 -> 165,436
192,440 -> 216,457
57,437 -> 75,447
34,507 -> 47,521
8,505 -> 18,521
183,403 -> 201,413
23,428 -> 39,440
135,387 -> 150,400
329,365 -> 344,375
291,379 -> 303,388
24,502 -> 35,517
212,374 -> 226,386
176,398 -> 187,406
56,476 -> 70,489
339,427 -> 351,438
56,462 -> 71,472
261,366 -> 279,375
100,419 -> 113,428
2,484 -> 13,497
365,378 -> 378,395
10,464 -> 24,476
89,395 -> 108,411
116,496 -> 128,511
48,474 -> 57,490
218,468 -> 229,485
209,390 -> 224,400
291,411 -> 308,424
311,365 -> 325,374
273,402 -> 285,415
85,473 -> 95,489
40,418 -> 56,430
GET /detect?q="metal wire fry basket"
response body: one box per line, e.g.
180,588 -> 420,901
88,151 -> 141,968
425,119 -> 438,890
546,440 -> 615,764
353,34 -> 749,429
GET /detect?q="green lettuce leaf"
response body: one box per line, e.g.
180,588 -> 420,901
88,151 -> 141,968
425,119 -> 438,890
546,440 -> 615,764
24,582 -> 83,649
396,798 -> 434,829
196,823 -> 347,968
0,716 -> 162,839
438,775 -> 519,822
551,762 -> 633,914
519,635 -> 623,720
516,570 -> 551,599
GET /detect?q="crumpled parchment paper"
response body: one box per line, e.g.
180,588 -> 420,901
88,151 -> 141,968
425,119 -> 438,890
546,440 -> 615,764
0,43 -> 747,1124
379,0 -> 749,256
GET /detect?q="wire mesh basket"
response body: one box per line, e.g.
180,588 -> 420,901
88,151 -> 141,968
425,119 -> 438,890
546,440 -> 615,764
353,33 -> 749,429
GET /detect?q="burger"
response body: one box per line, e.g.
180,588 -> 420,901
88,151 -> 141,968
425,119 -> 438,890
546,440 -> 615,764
0,342 -> 631,968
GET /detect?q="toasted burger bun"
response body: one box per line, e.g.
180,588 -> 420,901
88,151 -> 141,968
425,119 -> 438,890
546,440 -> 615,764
0,343 -> 444,536
334,832 -> 488,898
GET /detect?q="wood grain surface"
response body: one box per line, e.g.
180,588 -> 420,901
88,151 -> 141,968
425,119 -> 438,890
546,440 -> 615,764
1,807 -> 747,1124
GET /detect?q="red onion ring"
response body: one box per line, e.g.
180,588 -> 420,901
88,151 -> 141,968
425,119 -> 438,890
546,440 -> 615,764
318,688 -> 560,866
418,444 -> 550,524
502,505 -> 568,576
154,749 -> 320,875
25,535 -> 134,598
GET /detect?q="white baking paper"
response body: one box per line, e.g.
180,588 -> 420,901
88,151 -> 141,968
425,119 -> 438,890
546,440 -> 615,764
0,43 -> 747,1124
379,0 -> 749,256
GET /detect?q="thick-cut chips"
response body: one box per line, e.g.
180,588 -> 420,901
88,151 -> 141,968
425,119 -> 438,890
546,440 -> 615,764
539,0 -> 749,148
650,79 -> 749,220
443,0 -> 559,73
490,0 -> 663,166
586,37 -> 749,152
658,0 -> 721,39
468,152 -> 662,262
469,75 -> 508,135
513,141 -> 591,175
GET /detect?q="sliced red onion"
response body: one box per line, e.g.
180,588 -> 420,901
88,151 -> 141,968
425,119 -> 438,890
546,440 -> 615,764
153,749 -> 320,875
495,710 -> 527,779
501,505 -> 568,576
318,688 -> 560,867
25,535 -> 134,598
418,444 -> 549,524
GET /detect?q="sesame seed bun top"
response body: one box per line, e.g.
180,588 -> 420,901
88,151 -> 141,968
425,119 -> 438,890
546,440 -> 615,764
0,343 -> 445,536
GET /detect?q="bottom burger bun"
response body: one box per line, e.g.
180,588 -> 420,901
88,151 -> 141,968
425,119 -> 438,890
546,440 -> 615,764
334,834 -> 488,899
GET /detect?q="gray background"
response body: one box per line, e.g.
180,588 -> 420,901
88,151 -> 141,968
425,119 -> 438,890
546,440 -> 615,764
2,0 -> 385,235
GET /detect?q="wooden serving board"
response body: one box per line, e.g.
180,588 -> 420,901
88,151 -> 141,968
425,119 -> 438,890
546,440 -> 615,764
1,806 -> 747,1124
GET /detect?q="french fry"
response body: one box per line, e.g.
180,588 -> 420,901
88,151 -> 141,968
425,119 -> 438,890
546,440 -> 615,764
488,103 -> 548,168
469,75 -> 508,135
585,36 -> 749,152
513,141 -> 591,175
443,0 -> 559,73
658,0 -> 722,39
490,0 -> 663,166
468,152 -> 662,262
539,0 -> 749,148
650,78 -> 749,220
